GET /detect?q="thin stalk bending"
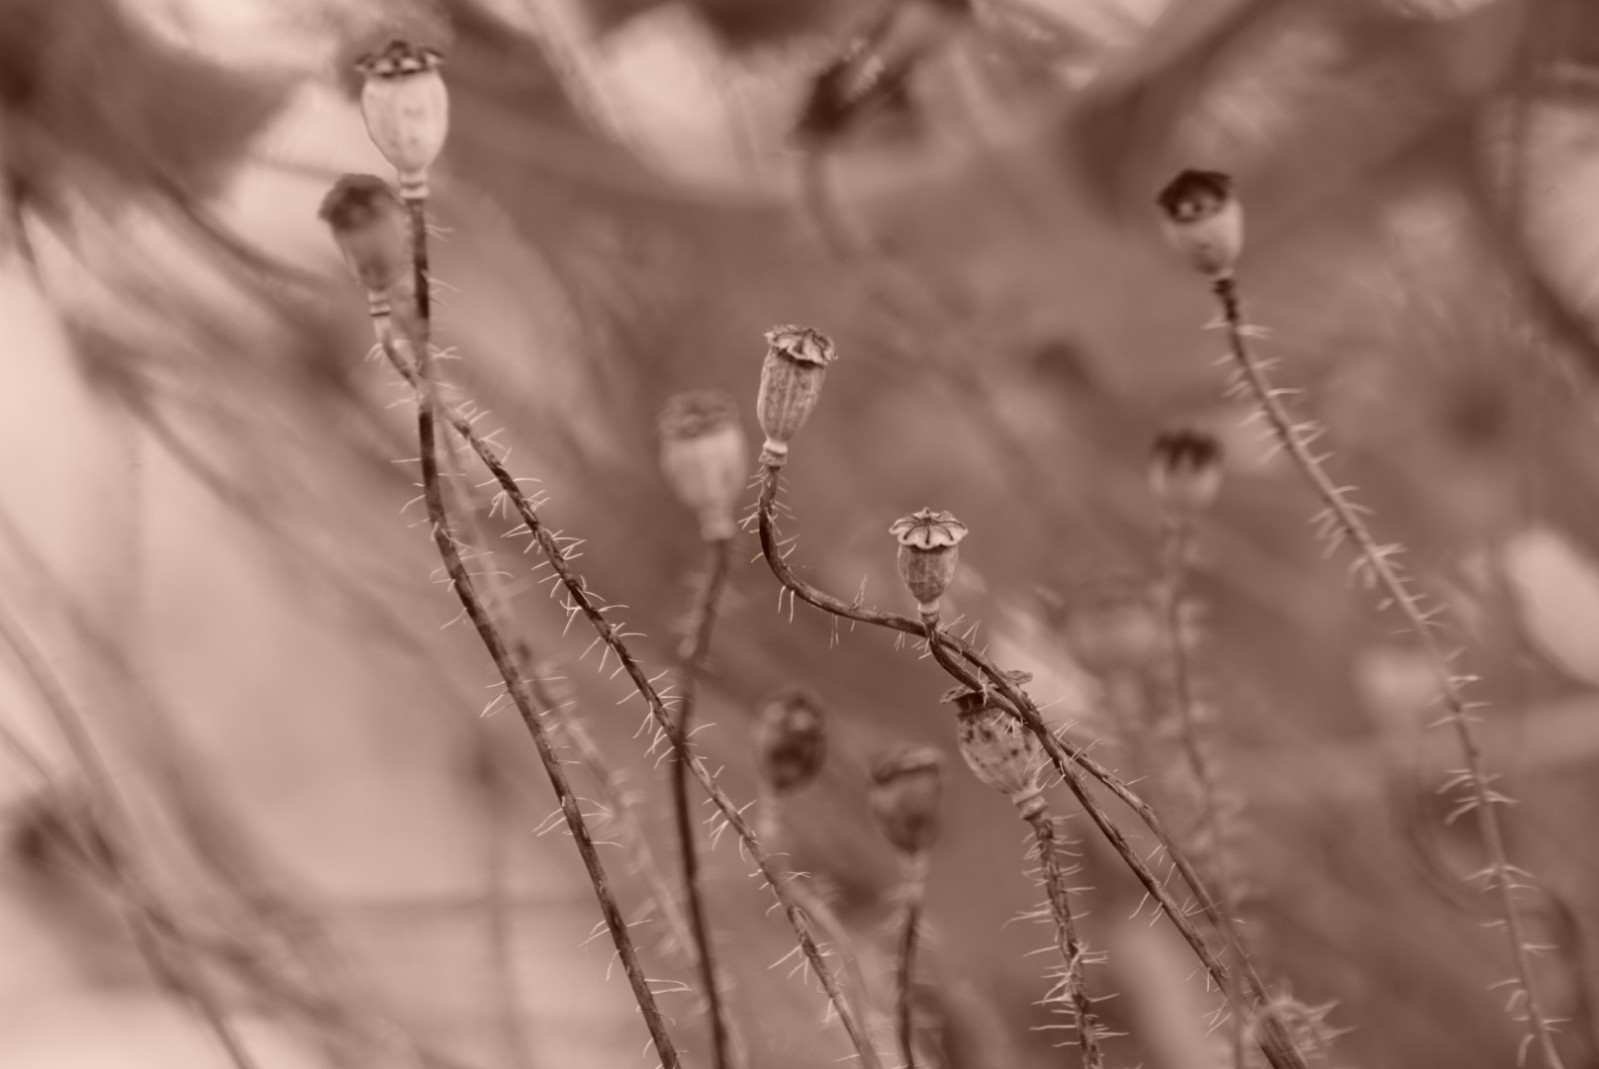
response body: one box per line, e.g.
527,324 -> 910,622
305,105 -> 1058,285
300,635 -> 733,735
1023,802 -> 1105,1069
1213,276 -> 1565,1069
754,463 -> 1308,1069
371,335 -> 877,1069
673,537 -> 737,1069
894,853 -> 929,1069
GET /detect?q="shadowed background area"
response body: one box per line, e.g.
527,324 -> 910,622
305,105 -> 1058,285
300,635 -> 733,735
6,0 -> 1599,1067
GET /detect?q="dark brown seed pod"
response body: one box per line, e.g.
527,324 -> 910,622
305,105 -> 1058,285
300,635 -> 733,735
1150,426 -> 1224,520
1156,169 -> 1243,280
868,744 -> 945,856
753,688 -> 828,794
658,390 -> 748,541
756,325 -> 837,464
318,174 -> 410,296
889,508 -> 968,619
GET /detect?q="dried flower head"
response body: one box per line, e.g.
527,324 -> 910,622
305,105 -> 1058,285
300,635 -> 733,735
1150,427 -> 1224,519
868,744 -> 945,856
1060,576 -> 1162,676
355,40 -> 449,198
890,509 -> 968,619
1156,169 -> 1243,280
318,174 -> 410,298
756,325 -> 837,464
658,389 -> 748,542
753,688 -> 828,794
944,671 -> 1047,811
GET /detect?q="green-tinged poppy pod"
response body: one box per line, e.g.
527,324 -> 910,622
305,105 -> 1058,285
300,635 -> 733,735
658,390 -> 748,542
356,40 -> 449,199
1060,577 -> 1162,676
945,671 -> 1046,814
756,325 -> 837,465
753,688 -> 828,794
868,744 -> 945,856
1150,427 -> 1225,519
1156,169 -> 1243,280
318,174 -> 410,310
890,508 -> 968,619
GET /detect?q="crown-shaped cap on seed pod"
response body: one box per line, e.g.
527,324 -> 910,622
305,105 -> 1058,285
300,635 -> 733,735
1156,169 -> 1243,280
658,389 -> 748,542
1150,427 -> 1224,519
946,671 -> 1046,804
756,325 -> 837,464
868,744 -> 945,856
890,509 -> 968,619
1060,575 -> 1162,676
355,40 -> 449,198
318,174 -> 410,295
753,688 -> 828,794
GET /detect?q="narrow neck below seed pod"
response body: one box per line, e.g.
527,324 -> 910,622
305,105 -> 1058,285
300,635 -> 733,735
868,745 -> 944,857
890,508 -> 968,620
1150,427 -> 1224,521
356,40 -> 449,199
754,689 -> 828,795
658,390 -> 748,542
945,671 -> 1045,812
756,325 -> 837,465
1156,169 -> 1243,281
318,174 -> 411,304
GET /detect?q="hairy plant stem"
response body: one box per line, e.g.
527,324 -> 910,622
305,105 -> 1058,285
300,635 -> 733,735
1213,276 -> 1566,1069
369,332 -> 875,1068
893,852 -> 929,1069
674,536 -> 737,1069
1021,799 -> 1104,1069
396,202 -> 682,1069
754,463 -> 1307,1069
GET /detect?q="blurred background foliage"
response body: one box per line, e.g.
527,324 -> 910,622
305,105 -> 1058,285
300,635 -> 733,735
5,0 -> 1599,1067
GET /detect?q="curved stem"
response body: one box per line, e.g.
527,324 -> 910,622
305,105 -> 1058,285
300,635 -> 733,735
894,853 -> 929,1069
674,537 -> 737,1069
1213,277 -> 1565,1069
1023,804 -> 1104,1069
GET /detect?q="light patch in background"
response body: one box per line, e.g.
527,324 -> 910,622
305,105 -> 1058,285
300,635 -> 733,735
1501,523 -> 1599,687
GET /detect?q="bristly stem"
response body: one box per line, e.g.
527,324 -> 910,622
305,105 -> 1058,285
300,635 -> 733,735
371,337 -> 876,1069
754,463 -> 1307,1069
397,203 -> 682,1069
1212,276 -> 1566,1069
894,853 -> 929,1069
1022,804 -> 1104,1069
674,537 -> 736,1069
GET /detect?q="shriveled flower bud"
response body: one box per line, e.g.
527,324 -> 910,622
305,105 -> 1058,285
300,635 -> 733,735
868,745 -> 944,856
945,671 -> 1046,814
1150,427 -> 1224,519
356,40 -> 449,199
1156,169 -> 1243,280
1060,577 -> 1162,676
756,325 -> 837,464
889,509 -> 968,619
318,174 -> 410,304
753,688 -> 828,794
658,390 -> 748,541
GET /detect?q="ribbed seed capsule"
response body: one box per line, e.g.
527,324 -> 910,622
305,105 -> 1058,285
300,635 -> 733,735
868,745 -> 945,857
317,174 -> 410,308
658,390 -> 748,542
889,509 -> 968,620
1156,169 -> 1243,281
753,688 -> 828,794
1150,427 -> 1224,520
756,325 -> 837,464
356,40 -> 449,199
946,671 -> 1045,814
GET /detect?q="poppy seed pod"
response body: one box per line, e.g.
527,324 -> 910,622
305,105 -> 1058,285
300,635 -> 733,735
1156,169 -> 1243,280
1061,577 -> 1162,676
868,745 -> 945,857
753,688 -> 828,794
890,508 -> 968,619
318,174 -> 411,309
1150,427 -> 1225,519
658,390 -> 748,542
356,40 -> 449,199
945,671 -> 1046,813
756,325 -> 837,464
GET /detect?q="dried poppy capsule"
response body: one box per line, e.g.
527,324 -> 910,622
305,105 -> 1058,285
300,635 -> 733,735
1156,169 -> 1243,281
868,745 -> 945,856
1060,576 -> 1162,676
890,509 -> 968,619
658,389 -> 748,542
356,40 -> 449,199
1150,427 -> 1224,520
756,325 -> 837,464
318,174 -> 410,313
753,688 -> 828,794
945,671 -> 1046,815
